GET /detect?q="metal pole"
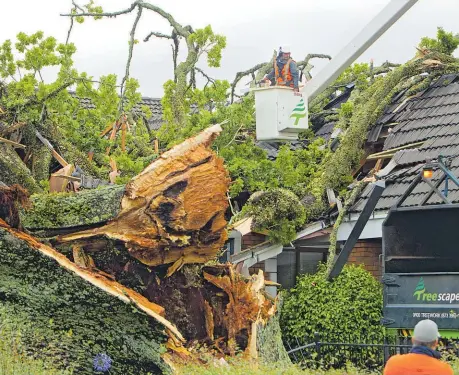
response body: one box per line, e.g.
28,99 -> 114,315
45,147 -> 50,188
328,181 -> 386,280
304,0 -> 419,101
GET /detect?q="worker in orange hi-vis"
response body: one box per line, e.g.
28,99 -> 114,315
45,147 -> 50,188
262,46 -> 300,92
383,319 -> 453,375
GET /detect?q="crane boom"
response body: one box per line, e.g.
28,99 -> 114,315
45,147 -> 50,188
303,0 -> 419,102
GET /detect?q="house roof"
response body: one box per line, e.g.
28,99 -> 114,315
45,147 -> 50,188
256,140 -> 307,160
312,84 -> 355,143
315,122 -> 336,142
70,92 -> 163,131
351,73 -> 459,213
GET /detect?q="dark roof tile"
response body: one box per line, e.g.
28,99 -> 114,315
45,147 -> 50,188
315,121 -> 336,142
69,91 -> 163,131
353,77 -> 459,213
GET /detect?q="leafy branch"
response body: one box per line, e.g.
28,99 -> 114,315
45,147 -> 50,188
229,53 -> 332,103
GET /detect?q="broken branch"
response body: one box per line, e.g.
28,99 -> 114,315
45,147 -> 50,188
144,31 -> 173,42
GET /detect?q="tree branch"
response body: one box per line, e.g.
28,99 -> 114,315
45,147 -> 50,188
61,2 -> 138,18
144,31 -> 173,42
137,2 -> 190,37
71,0 -> 84,13
22,81 -> 75,108
66,16 -> 75,45
296,53 -> 332,71
195,67 -> 215,88
119,5 -> 143,114
230,62 -> 267,103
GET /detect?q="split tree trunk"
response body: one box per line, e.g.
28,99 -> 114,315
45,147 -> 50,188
22,124 -> 230,274
1,124 -> 286,373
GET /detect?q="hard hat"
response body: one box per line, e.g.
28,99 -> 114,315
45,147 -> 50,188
280,45 -> 291,54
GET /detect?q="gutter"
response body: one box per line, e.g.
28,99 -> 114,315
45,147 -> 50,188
231,220 -> 326,265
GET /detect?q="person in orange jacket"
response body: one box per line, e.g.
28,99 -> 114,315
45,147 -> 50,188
383,319 -> 453,375
262,46 -> 300,92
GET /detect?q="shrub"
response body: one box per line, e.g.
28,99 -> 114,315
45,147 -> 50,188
280,265 -> 384,368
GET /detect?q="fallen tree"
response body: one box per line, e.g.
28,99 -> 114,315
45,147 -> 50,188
21,123 -> 230,274
0,125 -> 283,374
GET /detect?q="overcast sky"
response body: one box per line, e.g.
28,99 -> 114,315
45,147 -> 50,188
1,0 -> 458,97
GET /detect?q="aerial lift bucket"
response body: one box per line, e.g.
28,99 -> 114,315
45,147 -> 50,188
252,86 -> 308,141
249,0 -> 419,142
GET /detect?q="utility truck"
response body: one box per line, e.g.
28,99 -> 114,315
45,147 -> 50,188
382,157 -> 459,338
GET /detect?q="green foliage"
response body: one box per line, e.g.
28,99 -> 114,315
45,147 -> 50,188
188,25 -> 227,68
326,181 -> 367,271
20,185 -> 125,229
335,63 -> 371,91
338,101 -> 354,120
242,188 -> 306,244
309,63 -> 371,113
419,27 -> 459,55
281,265 -> 384,368
309,55 -> 453,206
0,227 -> 168,374
157,79 -> 230,147
219,135 -> 325,199
257,298 -> 291,366
74,1 -> 104,23
0,31 -> 154,185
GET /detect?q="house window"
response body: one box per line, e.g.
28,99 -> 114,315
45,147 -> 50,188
277,250 -> 326,289
277,251 -> 296,288
219,238 -> 235,263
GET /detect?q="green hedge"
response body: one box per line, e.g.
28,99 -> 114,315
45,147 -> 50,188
280,265 -> 384,368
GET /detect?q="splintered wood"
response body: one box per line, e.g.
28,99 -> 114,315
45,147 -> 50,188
203,267 -> 275,357
58,124 -> 230,273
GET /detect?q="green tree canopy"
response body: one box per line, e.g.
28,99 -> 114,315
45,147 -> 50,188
419,27 -> 459,55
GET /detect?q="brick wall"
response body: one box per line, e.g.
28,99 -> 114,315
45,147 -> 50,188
249,262 -> 265,277
347,239 -> 382,279
241,233 -> 266,250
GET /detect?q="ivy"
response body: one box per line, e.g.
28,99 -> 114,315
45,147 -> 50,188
20,185 -> 125,229
326,181 -> 367,271
0,228 -> 169,374
242,189 -> 306,244
309,51 -> 459,219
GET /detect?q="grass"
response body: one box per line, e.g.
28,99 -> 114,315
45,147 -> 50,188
1,328 -> 459,375
182,357 -> 459,375
0,329 -> 71,375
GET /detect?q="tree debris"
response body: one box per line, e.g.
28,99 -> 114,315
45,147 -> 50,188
54,124 -> 230,272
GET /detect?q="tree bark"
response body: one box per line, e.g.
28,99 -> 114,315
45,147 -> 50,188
1,124 -> 284,372
0,144 -> 41,193
22,124 -> 230,274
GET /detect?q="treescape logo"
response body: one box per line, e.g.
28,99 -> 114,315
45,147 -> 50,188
290,98 -> 306,125
413,277 -> 459,303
